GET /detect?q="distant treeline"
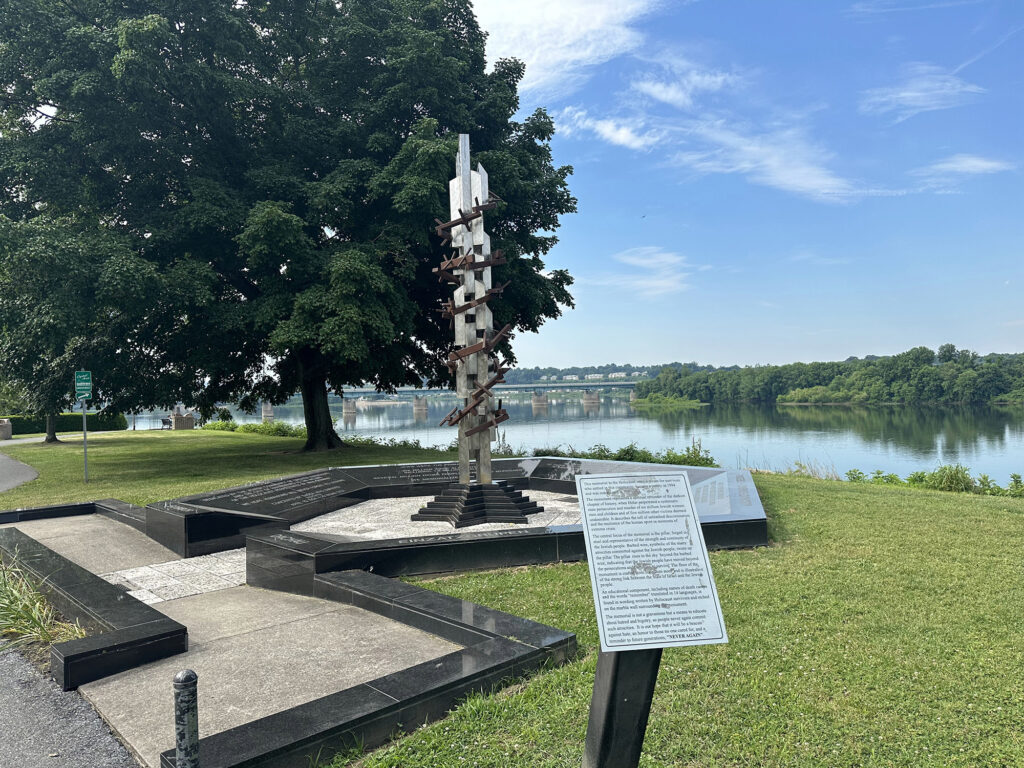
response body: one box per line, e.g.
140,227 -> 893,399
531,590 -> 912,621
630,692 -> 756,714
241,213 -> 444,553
502,361 -> 721,385
636,345 -> 1024,405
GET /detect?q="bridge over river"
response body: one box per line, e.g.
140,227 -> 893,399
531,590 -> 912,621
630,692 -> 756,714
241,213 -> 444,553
343,380 -> 641,396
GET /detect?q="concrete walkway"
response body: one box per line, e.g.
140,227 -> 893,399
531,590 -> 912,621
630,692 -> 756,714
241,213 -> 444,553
81,586 -> 461,768
0,451 -> 38,492
4,515 -> 466,768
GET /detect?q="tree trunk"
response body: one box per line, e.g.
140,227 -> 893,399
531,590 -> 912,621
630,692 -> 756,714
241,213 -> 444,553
43,412 -> 60,443
298,354 -> 343,452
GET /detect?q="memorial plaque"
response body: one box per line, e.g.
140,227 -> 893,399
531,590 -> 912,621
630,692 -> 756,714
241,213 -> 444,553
344,462 -> 461,487
576,472 -> 727,652
191,469 -> 363,514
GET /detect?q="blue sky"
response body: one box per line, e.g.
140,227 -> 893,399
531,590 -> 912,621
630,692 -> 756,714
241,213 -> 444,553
471,0 -> 1023,367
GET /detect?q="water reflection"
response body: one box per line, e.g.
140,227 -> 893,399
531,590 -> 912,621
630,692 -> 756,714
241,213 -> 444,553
124,395 -> 1024,481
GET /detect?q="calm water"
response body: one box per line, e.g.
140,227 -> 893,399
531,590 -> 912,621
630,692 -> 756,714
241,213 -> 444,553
129,397 -> 1024,483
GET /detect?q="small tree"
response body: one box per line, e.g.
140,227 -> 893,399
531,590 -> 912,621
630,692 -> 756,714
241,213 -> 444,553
0,217 -> 137,441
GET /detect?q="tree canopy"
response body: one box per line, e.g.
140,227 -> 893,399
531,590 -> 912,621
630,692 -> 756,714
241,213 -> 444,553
637,345 -> 1024,406
0,0 -> 575,449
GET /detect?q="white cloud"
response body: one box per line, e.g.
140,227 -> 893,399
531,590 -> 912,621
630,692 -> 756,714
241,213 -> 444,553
859,63 -> 985,122
473,0 -> 658,98
558,107 -> 663,151
847,0 -> 985,14
913,154 -> 1015,176
632,58 -> 737,110
588,246 -> 692,296
674,122 -> 857,202
910,154 -> 1015,191
789,251 -> 852,266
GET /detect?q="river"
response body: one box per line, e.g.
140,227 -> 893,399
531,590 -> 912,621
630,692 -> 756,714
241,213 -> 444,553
130,395 -> 1024,484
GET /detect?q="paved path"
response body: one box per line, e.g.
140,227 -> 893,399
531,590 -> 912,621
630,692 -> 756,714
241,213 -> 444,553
0,451 -> 38,492
0,649 -> 139,768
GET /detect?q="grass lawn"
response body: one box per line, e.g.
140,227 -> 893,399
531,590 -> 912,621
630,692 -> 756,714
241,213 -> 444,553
0,430 -> 454,508
322,475 -> 1024,768
3,433 -> 1022,765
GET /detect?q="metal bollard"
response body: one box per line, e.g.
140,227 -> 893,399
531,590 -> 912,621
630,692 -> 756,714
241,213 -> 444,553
173,669 -> 200,768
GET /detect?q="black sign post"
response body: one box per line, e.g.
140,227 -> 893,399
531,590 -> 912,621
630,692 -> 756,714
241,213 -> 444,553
582,648 -> 663,768
575,472 -> 729,768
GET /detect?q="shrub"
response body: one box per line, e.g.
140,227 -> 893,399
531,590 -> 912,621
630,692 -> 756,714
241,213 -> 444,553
905,471 -> 927,487
845,469 -> 867,483
1,412 -> 128,435
532,439 -> 717,468
237,421 -> 307,438
201,420 -> 238,432
924,464 -> 975,493
1007,474 -> 1024,498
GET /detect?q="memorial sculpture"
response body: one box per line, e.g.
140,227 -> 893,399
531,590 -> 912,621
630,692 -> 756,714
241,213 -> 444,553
411,135 -> 543,527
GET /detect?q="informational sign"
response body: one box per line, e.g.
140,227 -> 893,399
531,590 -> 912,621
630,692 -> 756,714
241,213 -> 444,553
576,472 -> 728,652
74,370 -> 92,400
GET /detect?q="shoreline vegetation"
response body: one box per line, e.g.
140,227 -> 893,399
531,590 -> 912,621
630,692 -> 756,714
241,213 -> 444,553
630,392 -> 706,409
638,343 -> 1024,406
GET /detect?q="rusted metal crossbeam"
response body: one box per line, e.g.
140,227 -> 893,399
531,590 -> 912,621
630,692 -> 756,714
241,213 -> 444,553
445,323 -> 512,368
464,408 -> 509,437
438,283 -> 510,320
434,196 -> 502,245
434,208 -> 482,245
441,393 -> 487,427
436,249 -> 505,273
471,363 -> 510,399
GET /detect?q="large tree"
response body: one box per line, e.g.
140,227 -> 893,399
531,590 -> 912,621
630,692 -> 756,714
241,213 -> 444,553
0,0 -> 575,450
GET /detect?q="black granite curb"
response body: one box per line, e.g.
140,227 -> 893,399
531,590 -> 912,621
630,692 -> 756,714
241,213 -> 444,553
246,514 -> 766,591
0,527 -> 187,690
158,569 -> 575,768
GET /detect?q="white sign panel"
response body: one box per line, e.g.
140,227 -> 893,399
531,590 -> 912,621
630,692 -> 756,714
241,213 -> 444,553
576,472 -> 728,652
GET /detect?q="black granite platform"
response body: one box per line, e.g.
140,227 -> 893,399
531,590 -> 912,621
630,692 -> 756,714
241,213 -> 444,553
2,458 -> 768,558
158,569 -> 575,768
0,527 -> 187,690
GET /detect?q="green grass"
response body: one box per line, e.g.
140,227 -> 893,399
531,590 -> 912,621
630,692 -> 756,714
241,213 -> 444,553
321,475 -> 1024,768
0,430 -> 454,508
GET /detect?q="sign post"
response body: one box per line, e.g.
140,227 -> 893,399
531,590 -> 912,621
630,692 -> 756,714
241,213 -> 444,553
75,371 -> 92,483
575,472 -> 728,768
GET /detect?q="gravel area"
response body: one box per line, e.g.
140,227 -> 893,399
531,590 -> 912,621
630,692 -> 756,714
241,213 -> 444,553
0,648 -> 139,768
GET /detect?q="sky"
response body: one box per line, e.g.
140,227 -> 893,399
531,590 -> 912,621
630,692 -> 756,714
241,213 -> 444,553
470,0 -> 1023,368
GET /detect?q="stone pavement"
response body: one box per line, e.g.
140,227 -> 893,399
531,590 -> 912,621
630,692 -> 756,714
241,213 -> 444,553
294,489 -> 582,539
100,549 -> 246,605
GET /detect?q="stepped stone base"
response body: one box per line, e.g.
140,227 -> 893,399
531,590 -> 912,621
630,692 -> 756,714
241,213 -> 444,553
411,481 -> 543,528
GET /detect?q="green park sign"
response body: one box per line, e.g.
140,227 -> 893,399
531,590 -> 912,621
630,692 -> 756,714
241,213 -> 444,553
75,370 -> 92,400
